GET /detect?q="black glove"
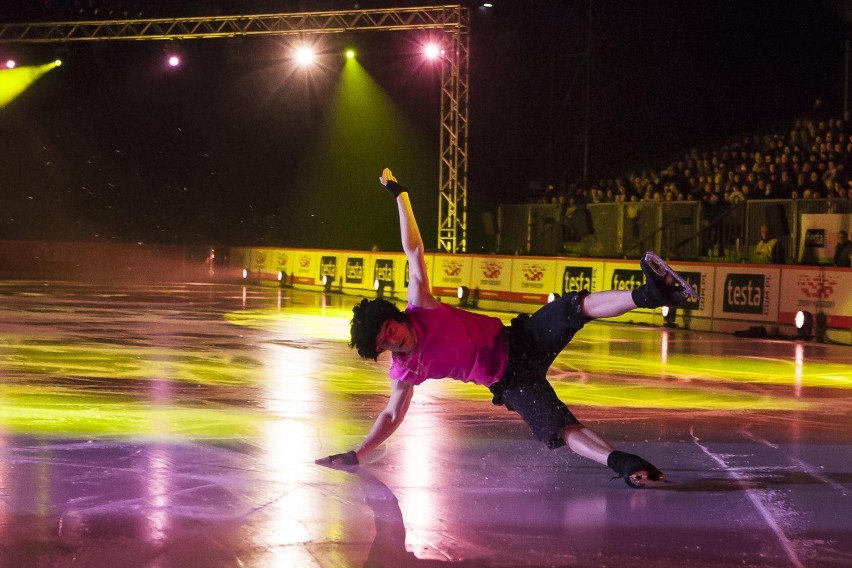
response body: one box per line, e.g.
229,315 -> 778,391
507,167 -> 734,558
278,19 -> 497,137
379,167 -> 408,198
315,450 -> 359,468
384,179 -> 408,198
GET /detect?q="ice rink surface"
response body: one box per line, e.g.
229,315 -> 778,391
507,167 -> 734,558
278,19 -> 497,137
0,281 -> 850,567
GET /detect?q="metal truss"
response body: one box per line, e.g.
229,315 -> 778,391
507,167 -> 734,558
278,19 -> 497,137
0,5 -> 470,252
437,6 -> 469,255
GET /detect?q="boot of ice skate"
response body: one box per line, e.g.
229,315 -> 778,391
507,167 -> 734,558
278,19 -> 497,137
631,251 -> 698,309
607,450 -> 667,488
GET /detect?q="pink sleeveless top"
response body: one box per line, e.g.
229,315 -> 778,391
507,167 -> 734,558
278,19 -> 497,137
390,303 -> 508,387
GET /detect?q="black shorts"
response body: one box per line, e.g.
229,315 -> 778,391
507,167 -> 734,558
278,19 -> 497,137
489,291 -> 589,449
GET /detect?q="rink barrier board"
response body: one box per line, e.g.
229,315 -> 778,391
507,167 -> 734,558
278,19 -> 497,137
231,247 -> 852,332
1,241 -> 845,332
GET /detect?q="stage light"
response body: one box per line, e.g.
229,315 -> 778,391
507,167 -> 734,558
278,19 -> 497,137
662,305 -> 677,328
296,46 -> 315,66
458,286 -> 470,306
54,59 -> 62,67
0,61 -> 65,108
374,279 -> 393,298
795,310 -> 813,340
424,43 -> 442,60
457,286 -> 479,308
167,55 -> 180,67
547,292 -> 560,303
345,49 -> 356,59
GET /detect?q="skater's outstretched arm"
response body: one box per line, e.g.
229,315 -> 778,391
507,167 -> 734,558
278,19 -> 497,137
315,379 -> 414,468
380,168 -> 439,310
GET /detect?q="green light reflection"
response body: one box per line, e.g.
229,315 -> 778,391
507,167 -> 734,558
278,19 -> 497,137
555,350 -> 852,390
0,384 -> 262,438
2,340 -> 265,385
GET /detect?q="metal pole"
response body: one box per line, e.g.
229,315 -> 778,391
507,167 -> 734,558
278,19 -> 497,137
844,38 -> 849,120
582,0 -> 592,182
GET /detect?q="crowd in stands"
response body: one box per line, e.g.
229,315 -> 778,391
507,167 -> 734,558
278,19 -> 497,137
532,113 -> 852,212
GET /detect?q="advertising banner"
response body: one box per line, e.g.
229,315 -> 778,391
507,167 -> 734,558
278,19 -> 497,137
317,253 -> 345,288
510,258 -> 558,303
248,248 -> 272,277
666,261 -> 713,316
471,256 -> 514,301
369,253 -> 407,297
778,267 -> 852,328
555,259 -> 604,295
244,247 -> 290,280
712,265 -> 780,322
797,213 -> 852,264
601,259 -> 654,322
246,248 -> 263,274
291,249 -> 317,285
431,254 -> 473,297
343,253 -> 369,291
270,249 -> 290,280
602,259 -> 646,292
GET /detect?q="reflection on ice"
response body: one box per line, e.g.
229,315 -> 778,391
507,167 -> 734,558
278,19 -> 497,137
0,282 -> 849,567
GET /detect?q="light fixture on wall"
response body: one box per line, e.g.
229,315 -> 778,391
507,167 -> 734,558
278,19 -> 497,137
662,305 -> 678,328
374,279 -> 392,298
795,310 -> 813,340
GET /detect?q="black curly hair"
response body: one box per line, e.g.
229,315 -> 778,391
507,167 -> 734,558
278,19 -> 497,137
349,298 -> 409,361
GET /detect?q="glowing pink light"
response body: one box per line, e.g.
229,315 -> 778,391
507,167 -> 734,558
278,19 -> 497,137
424,43 -> 442,60
168,55 -> 180,67
5,59 -> 15,69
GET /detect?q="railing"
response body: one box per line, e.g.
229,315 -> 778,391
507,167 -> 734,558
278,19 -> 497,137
497,198 -> 851,261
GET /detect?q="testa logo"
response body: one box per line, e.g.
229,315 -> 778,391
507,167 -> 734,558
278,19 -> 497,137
723,273 -> 766,314
562,267 -> 592,294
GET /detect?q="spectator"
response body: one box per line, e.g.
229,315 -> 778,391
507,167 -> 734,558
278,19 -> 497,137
777,170 -> 796,197
752,223 -> 785,264
834,230 -> 852,267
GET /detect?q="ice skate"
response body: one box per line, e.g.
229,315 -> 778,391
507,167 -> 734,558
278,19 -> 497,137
635,251 -> 698,308
608,451 -> 669,488
625,466 -> 669,488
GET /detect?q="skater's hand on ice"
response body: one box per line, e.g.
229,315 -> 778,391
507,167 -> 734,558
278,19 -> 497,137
315,450 -> 359,469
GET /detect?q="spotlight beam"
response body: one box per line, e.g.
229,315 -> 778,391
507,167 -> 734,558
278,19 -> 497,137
0,60 -> 61,108
0,6 -> 471,253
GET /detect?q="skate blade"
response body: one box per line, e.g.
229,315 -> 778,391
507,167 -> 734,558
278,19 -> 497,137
627,471 -> 672,488
643,251 -> 699,300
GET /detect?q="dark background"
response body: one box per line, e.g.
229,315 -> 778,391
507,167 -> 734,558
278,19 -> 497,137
1,1 -> 849,252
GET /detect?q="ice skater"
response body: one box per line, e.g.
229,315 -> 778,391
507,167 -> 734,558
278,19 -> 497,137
316,168 -> 698,487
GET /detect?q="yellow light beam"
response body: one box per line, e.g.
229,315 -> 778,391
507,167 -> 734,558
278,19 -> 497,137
0,61 -> 60,108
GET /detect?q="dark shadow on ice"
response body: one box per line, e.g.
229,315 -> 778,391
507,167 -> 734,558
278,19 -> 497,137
356,469 -> 485,567
655,471 -> 850,492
